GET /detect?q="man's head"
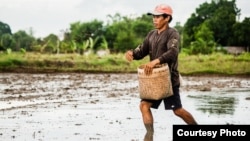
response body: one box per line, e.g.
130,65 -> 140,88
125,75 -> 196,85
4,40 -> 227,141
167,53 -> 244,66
147,4 -> 173,23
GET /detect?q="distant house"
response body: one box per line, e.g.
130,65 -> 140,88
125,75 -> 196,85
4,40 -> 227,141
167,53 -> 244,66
223,46 -> 248,55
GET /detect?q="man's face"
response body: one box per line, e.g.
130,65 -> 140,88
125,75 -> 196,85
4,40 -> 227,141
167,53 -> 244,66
152,15 -> 168,29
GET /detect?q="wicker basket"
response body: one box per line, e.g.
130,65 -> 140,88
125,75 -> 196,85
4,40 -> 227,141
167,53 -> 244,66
137,64 -> 173,100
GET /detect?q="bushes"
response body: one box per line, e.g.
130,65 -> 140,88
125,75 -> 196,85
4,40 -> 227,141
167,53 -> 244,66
0,52 -> 249,75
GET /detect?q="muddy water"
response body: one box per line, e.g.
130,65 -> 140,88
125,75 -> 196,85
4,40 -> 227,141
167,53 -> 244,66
0,73 -> 249,141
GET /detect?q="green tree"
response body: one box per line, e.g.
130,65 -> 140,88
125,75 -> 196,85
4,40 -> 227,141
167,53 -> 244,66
69,19 -> 104,54
12,30 -> 35,51
0,33 -> 15,51
206,0 -> 240,46
190,22 -> 216,54
231,17 -> 250,47
132,14 -> 153,38
112,15 -> 137,52
105,13 -> 153,52
183,0 -> 241,50
132,14 -> 153,47
0,21 -> 12,50
0,21 -> 12,37
173,22 -> 184,51
42,34 -> 59,53
104,13 -> 126,52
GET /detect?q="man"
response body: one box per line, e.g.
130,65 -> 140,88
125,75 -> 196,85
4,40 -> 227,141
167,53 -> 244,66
125,4 -> 198,133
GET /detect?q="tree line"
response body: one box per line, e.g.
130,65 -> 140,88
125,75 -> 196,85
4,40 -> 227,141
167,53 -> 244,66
0,0 -> 249,55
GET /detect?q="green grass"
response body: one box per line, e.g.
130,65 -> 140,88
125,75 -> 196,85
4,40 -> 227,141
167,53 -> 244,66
0,52 -> 249,76
178,52 -> 250,75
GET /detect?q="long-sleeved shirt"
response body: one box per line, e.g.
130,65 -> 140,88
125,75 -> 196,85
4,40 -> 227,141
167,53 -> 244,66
132,27 -> 180,87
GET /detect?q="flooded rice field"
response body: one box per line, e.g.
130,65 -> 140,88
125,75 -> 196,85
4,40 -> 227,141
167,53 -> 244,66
0,73 -> 249,141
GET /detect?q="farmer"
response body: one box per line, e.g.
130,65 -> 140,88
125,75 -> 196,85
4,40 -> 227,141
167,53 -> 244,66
125,3 -> 198,133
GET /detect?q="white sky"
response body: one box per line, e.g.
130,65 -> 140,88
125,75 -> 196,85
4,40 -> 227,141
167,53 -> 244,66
0,0 -> 249,38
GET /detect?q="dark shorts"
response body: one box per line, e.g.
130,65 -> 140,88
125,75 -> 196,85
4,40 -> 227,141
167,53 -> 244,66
141,85 -> 182,110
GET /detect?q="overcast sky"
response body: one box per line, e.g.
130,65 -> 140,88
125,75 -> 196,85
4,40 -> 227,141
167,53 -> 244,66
0,0 -> 249,38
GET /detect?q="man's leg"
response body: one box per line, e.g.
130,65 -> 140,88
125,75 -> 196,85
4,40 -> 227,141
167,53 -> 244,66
144,131 -> 153,141
140,101 -> 154,132
173,108 -> 198,125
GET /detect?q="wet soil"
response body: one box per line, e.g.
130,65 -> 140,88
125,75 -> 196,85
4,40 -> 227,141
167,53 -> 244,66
0,73 -> 249,141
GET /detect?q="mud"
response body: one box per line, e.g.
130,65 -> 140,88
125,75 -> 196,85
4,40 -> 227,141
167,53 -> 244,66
0,73 -> 249,141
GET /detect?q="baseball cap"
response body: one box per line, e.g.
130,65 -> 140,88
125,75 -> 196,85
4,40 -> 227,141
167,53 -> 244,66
147,4 -> 173,16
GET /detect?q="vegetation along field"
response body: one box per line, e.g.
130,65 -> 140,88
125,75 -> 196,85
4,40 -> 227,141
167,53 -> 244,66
0,0 -> 249,75
0,52 -> 249,76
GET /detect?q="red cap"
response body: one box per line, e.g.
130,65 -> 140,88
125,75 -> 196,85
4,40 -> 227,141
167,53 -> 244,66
147,4 -> 173,16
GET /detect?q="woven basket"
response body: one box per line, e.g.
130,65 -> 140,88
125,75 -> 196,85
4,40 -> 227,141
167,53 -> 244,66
137,64 -> 173,100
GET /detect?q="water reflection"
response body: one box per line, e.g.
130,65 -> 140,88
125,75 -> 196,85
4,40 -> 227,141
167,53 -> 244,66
188,94 -> 237,115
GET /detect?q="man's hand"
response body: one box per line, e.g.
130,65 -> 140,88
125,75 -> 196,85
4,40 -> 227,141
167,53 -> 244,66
125,50 -> 133,62
144,59 -> 160,76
